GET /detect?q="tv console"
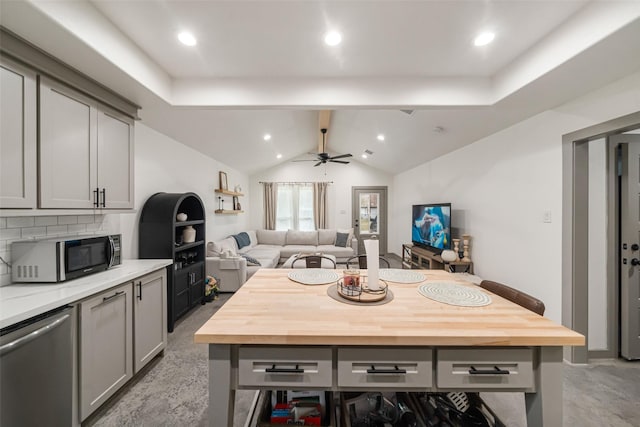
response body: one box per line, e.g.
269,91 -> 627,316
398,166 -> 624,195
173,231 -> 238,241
402,243 -> 473,274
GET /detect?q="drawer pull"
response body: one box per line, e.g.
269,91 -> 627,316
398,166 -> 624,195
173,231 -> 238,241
265,364 -> 304,374
366,365 -> 407,374
468,366 -> 510,375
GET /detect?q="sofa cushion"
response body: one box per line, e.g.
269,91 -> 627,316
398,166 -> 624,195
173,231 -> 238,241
209,237 -> 238,256
241,254 -> 261,266
286,230 -> 318,245
232,232 -> 251,249
256,229 -> 287,246
316,245 -> 355,259
318,229 -> 336,245
335,232 -> 350,247
245,247 -> 280,268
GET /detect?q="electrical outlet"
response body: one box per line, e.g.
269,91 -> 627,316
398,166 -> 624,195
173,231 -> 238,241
543,210 -> 552,223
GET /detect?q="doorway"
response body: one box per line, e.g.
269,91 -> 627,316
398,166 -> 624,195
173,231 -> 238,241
352,186 -> 387,255
563,112 -> 640,364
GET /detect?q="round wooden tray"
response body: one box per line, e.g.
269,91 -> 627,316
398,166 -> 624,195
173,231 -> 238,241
337,279 -> 388,303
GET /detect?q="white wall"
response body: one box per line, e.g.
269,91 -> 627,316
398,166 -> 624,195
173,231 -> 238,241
391,71 -> 640,324
249,158 -> 393,243
119,123 -> 249,259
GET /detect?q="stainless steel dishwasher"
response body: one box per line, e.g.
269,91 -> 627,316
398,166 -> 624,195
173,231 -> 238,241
1,305 -> 74,426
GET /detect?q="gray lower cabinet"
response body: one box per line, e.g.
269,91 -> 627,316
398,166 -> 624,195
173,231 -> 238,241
0,57 -> 37,208
79,282 -> 133,421
133,269 -> 168,373
79,268 -> 167,421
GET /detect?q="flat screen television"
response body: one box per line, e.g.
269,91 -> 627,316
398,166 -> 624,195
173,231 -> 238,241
411,203 -> 452,254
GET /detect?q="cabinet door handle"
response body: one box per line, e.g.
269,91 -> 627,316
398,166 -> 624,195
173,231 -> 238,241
100,188 -> 106,207
366,365 -> 407,374
102,290 -> 125,303
468,366 -> 510,375
137,281 -> 142,300
265,364 -> 304,374
93,188 -> 99,208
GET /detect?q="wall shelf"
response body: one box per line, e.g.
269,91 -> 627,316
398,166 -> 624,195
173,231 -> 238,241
215,189 -> 244,197
214,209 -> 244,214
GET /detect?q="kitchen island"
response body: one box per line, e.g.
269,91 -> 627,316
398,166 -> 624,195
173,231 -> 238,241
195,268 -> 584,427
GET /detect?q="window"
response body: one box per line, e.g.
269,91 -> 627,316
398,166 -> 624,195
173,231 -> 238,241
276,184 -> 314,231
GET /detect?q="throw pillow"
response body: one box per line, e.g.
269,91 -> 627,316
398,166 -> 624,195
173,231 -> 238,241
335,232 -> 350,248
232,232 -> 251,249
241,254 -> 262,266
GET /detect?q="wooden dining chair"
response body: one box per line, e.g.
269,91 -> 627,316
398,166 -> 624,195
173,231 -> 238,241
346,255 -> 391,269
291,255 -> 336,269
479,280 -> 546,315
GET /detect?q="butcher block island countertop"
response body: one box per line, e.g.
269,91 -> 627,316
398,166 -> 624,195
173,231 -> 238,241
195,268 -> 584,347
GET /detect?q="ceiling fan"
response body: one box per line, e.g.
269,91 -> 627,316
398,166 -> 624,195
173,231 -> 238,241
294,128 -> 353,167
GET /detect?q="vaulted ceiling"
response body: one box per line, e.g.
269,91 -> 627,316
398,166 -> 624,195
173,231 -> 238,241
2,1 -> 639,174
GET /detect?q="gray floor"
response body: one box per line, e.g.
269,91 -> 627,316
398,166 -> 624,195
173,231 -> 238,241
87,259 -> 640,426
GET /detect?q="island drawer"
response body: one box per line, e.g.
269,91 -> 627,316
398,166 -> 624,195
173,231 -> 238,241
337,348 -> 433,389
436,348 -> 534,390
238,346 -> 332,388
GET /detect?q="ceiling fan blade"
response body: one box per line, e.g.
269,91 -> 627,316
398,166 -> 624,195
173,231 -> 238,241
329,160 -> 350,164
329,153 -> 353,160
314,161 -> 323,167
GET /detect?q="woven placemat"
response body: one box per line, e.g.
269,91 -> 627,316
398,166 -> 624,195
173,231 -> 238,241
379,269 -> 426,283
287,269 -> 340,285
327,284 -> 394,306
418,282 -> 491,307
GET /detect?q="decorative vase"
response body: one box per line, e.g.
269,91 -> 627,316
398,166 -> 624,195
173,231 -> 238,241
441,249 -> 457,263
234,184 -> 242,193
176,212 -> 188,222
182,225 -> 196,243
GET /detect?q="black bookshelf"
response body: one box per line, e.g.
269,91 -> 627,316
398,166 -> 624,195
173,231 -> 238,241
139,192 -> 206,332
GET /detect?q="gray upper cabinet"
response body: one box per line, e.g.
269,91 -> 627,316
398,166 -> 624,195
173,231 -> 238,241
0,58 -> 37,208
39,77 -> 134,209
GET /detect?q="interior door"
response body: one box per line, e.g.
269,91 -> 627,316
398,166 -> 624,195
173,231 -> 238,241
352,187 -> 387,255
617,134 -> 640,360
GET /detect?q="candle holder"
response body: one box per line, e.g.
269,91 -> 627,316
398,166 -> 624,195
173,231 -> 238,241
462,234 -> 471,262
452,239 -> 461,260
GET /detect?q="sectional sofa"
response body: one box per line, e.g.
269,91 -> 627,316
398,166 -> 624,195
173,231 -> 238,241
206,229 -> 358,292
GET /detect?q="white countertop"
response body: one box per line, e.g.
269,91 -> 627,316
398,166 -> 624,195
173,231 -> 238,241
0,259 -> 172,329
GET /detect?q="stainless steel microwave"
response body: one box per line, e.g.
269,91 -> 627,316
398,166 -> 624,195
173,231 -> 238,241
11,234 -> 122,283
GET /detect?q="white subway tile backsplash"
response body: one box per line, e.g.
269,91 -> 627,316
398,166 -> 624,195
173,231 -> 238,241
78,215 -> 99,224
85,222 -> 103,232
21,227 -> 48,239
0,218 -> 6,229
46,225 -> 69,236
58,215 -> 78,225
7,217 -> 35,228
34,216 -> 58,226
0,228 -> 22,241
68,224 -> 87,234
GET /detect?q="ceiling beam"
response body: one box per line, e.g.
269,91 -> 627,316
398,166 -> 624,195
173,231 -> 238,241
318,110 -> 331,153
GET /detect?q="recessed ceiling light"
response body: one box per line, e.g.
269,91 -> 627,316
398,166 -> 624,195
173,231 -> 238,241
177,31 -> 197,46
377,134 -> 385,141
276,154 -> 282,159
324,31 -> 342,46
361,154 -> 368,159
263,134 -> 272,141
474,31 -> 495,47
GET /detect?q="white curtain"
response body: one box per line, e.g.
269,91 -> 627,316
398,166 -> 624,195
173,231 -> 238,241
276,183 -> 314,230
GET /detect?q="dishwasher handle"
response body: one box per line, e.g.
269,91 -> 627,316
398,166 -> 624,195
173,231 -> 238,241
0,312 -> 71,357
